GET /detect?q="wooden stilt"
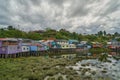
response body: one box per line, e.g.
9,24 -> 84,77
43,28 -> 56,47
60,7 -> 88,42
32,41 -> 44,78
0,54 -> 1,58
5,54 -> 8,58
14,54 -> 16,58
9,54 -> 11,58
2,54 -> 4,58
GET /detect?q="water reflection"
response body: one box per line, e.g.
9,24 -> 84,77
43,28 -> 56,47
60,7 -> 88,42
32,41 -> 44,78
50,51 -> 120,60
52,54 -> 77,60
50,52 -> 120,80
67,58 -> 120,80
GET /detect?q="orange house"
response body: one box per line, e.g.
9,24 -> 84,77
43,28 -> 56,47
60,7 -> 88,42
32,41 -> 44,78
92,43 -> 103,48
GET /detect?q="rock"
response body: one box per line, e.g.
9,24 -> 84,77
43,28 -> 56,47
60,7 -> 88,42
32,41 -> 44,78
69,67 -> 73,70
47,77 -> 56,80
43,67 -> 50,70
112,64 -> 116,66
101,70 -> 107,73
91,71 -> 96,75
87,68 -> 91,71
58,76 -> 64,80
81,64 -> 86,67
103,68 -> 107,70
107,60 -> 112,63
66,75 -> 75,80
91,64 -> 95,66
83,76 -> 92,80
79,67 -> 83,71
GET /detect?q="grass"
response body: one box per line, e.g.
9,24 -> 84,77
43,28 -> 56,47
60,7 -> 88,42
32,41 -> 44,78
0,56 -> 112,80
89,48 -> 111,54
0,57 -> 72,80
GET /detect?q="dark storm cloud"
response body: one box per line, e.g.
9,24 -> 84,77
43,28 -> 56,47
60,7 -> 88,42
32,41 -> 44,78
0,0 -> 120,33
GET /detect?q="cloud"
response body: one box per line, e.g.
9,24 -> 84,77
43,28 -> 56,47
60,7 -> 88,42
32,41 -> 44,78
0,0 -> 120,34
47,0 -> 64,6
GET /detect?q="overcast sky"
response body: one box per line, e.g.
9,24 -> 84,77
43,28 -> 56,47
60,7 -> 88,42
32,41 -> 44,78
0,0 -> 120,34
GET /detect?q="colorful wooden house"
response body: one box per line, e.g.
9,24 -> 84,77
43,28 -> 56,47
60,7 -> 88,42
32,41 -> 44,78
92,42 -> 103,48
39,44 -> 49,51
33,41 -> 49,51
59,44 -> 76,49
55,40 -> 68,49
60,44 -> 69,49
29,45 -> 38,51
55,40 -> 76,49
80,41 -> 87,45
107,40 -> 120,49
76,44 -> 91,52
55,40 -> 68,45
21,39 -> 32,52
69,44 -> 76,48
76,44 -> 85,49
42,39 -> 60,49
22,43 -> 30,52
0,38 -> 22,54
49,41 -> 61,49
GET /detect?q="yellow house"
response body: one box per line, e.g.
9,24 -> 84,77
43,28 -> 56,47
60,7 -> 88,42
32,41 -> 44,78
55,39 -> 76,49
60,44 -> 76,49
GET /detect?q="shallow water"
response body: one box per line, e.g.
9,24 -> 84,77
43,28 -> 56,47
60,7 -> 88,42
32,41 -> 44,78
67,58 -> 120,80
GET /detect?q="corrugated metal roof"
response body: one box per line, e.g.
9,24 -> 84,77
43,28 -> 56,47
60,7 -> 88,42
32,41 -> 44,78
55,39 -> 68,42
0,38 -> 18,41
69,39 -> 79,42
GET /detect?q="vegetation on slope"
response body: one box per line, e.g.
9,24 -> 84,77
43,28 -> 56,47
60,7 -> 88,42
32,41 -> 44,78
0,26 -> 120,43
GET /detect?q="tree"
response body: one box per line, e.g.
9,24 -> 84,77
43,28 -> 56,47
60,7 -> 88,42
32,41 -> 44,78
72,32 -> 78,39
98,31 -> 103,36
114,32 -> 119,36
103,30 -> 106,36
55,33 -> 63,39
0,28 -> 5,37
8,26 -> 15,30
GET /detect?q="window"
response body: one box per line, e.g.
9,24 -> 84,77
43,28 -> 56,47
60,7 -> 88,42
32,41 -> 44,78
2,47 -> 5,51
17,46 -> 20,49
27,48 -> 29,50
14,47 -> 15,50
23,48 -> 26,50
10,47 -> 12,50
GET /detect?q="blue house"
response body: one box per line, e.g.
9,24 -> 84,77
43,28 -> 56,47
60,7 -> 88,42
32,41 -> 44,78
76,44 -> 85,49
21,39 -> 32,52
29,46 -> 38,51
76,44 -> 91,49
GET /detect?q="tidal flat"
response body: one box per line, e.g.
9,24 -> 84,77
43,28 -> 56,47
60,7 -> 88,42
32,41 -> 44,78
0,56 -> 119,80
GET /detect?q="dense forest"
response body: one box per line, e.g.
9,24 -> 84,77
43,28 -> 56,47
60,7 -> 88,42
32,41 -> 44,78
0,26 -> 120,44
